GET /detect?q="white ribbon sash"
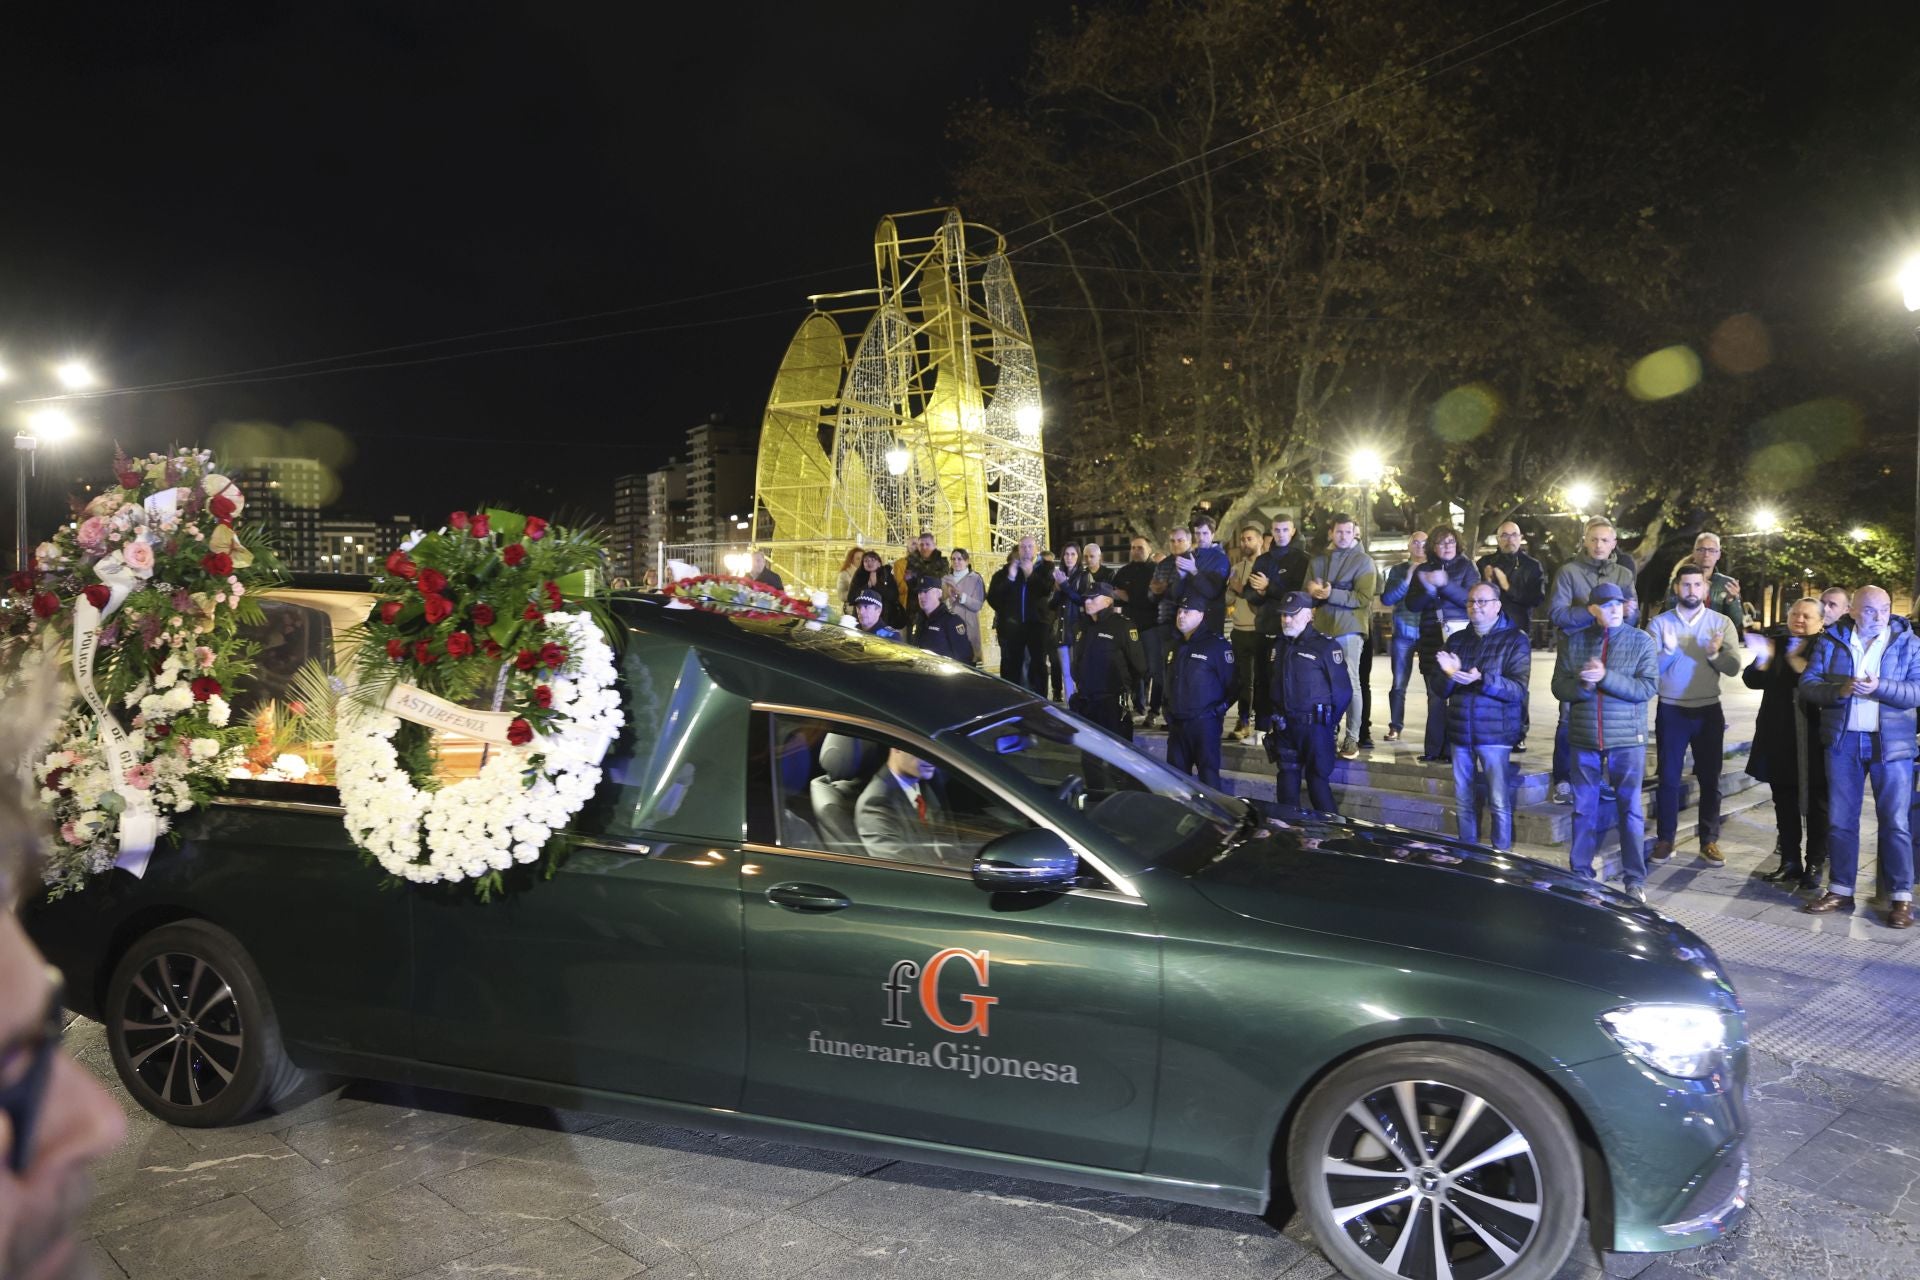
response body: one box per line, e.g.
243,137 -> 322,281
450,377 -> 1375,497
71,560 -> 163,876
385,683 -> 520,746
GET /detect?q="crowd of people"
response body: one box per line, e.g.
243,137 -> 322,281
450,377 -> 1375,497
807,512 -> 1914,929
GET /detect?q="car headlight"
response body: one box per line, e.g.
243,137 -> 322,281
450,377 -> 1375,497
1599,1003 -> 1730,1078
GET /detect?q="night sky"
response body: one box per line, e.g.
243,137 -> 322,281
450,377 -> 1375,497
0,0 -> 1058,531
2,1 -> 1915,544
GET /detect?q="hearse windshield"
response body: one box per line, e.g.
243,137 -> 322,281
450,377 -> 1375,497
945,703 -> 1241,864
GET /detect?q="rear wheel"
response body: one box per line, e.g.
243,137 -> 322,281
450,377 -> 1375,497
1286,1043 -> 1585,1280
104,919 -> 306,1127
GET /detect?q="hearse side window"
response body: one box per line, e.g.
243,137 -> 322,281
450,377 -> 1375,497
231,600 -> 335,719
572,635 -> 748,843
768,714 -> 1032,871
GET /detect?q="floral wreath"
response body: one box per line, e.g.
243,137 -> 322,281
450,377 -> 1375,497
4,447 -> 281,898
663,573 -> 853,627
334,509 -> 624,898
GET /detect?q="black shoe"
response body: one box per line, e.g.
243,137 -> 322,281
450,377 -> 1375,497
1796,871 -> 1820,892
1759,861 -> 1804,884
1358,737 -> 1375,750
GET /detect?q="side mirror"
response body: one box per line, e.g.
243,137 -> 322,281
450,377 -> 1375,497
972,828 -> 1080,892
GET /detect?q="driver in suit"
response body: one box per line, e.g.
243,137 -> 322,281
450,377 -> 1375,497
856,747 -> 962,865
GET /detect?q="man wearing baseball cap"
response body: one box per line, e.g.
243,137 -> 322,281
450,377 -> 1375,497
1069,579 -> 1146,738
1550,579 -> 1658,900
1266,590 -> 1350,812
908,576 -> 970,660
1162,598 -> 1235,788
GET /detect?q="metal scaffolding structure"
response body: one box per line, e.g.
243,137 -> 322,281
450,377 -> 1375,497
751,208 -> 1048,595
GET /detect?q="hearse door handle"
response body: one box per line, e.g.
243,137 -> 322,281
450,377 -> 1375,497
767,882 -> 853,912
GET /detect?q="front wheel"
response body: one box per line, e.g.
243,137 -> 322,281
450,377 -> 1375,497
104,919 -> 307,1127
1286,1042 -> 1586,1280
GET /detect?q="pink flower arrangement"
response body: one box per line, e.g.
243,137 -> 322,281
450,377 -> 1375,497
121,538 -> 156,577
76,517 -> 109,551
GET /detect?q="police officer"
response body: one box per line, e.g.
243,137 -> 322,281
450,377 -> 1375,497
908,577 -> 971,659
1069,580 -> 1146,737
1163,600 -> 1235,788
852,590 -> 901,640
1267,590 -> 1351,812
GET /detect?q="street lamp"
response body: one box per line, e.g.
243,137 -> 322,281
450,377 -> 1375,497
1015,404 -> 1043,437
54,359 -> 98,391
1752,507 -> 1780,534
1851,527 -> 1871,543
1564,480 -> 1597,514
15,409 -> 82,571
1348,445 -> 1388,549
884,446 -> 911,477
1901,254 -> 1920,606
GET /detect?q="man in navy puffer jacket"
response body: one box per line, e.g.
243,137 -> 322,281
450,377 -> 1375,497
1436,584 -> 1531,850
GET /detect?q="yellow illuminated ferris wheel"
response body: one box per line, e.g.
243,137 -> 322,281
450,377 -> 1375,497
752,208 -> 1048,592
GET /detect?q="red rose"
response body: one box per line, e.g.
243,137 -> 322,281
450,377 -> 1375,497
470,603 -> 495,627
191,677 -> 222,702
525,516 -> 548,541
151,723 -> 172,738
522,602 -> 543,621
533,684 -> 553,708
544,580 -> 563,610
471,513 -> 490,538
515,648 -> 537,671
538,642 -> 567,670
201,552 -> 234,578
8,571 -> 34,593
506,718 -> 533,746
210,494 -> 236,522
449,511 -> 470,531
422,594 -> 452,624
386,551 -> 418,580
503,543 -> 526,567
413,640 -> 438,665
379,601 -> 402,624
83,583 -> 111,609
445,631 -> 475,658
386,638 -> 407,660
46,766 -> 68,792
483,639 -> 502,659
31,592 -> 59,619
418,568 -> 448,595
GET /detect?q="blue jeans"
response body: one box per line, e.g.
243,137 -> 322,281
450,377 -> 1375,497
1571,747 -> 1647,886
1387,631 -> 1419,731
1334,633 -> 1364,741
1825,731 -> 1915,901
1452,744 -> 1514,851
1655,701 -> 1723,844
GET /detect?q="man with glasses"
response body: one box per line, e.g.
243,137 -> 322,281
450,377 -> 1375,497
1,658 -> 128,1279
1436,584 -> 1532,851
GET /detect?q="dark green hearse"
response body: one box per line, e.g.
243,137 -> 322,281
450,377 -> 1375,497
28,593 -> 1749,1280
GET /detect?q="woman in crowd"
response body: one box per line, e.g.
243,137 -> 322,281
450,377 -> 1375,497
942,547 -> 986,665
1744,596 -> 1827,891
844,549 -> 902,627
835,546 -> 865,602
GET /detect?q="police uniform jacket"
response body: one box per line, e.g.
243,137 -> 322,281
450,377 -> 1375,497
1071,610 -> 1146,699
1267,627 -> 1353,725
1163,627 -> 1235,723
910,604 -> 972,661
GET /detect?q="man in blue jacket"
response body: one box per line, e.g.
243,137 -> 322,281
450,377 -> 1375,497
1800,585 -> 1918,929
1163,600 -> 1235,789
1550,581 -> 1658,900
1172,515 -> 1231,633
1437,584 -> 1531,850
1377,530 -> 1428,743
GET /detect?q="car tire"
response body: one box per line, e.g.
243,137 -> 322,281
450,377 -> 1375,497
1286,1042 -> 1585,1280
104,919 -> 307,1127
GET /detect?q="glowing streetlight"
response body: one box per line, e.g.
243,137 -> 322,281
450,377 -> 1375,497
884,446 -> 911,477
1751,508 -> 1780,534
54,359 -> 97,391
1015,404 -> 1043,437
0,358 -> 11,385
1348,445 -> 1387,485
25,408 -> 77,442
1901,255 -> 1920,315
1851,527 -> 1871,543
1564,480 -> 1597,513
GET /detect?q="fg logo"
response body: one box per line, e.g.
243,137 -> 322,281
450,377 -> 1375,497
882,947 -> 997,1037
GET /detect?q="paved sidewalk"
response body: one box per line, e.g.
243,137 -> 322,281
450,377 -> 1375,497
60,790 -> 1920,1280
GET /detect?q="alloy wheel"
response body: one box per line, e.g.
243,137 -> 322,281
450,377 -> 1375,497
117,951 -> 245,1109
1321,1079 -> 1542,1279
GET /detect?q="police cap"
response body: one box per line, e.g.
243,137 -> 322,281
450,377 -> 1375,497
1088,580 -> 1117,599
854,590 -> 885,608
1278,590 -> 1316,614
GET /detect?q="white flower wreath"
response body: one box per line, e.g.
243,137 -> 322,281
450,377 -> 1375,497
334,611 -> 624,885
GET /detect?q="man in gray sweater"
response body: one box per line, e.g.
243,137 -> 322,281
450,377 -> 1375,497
1307,512 -> 1378,758
1647,563 -> 1744,866
1546,517 -> 1640,801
